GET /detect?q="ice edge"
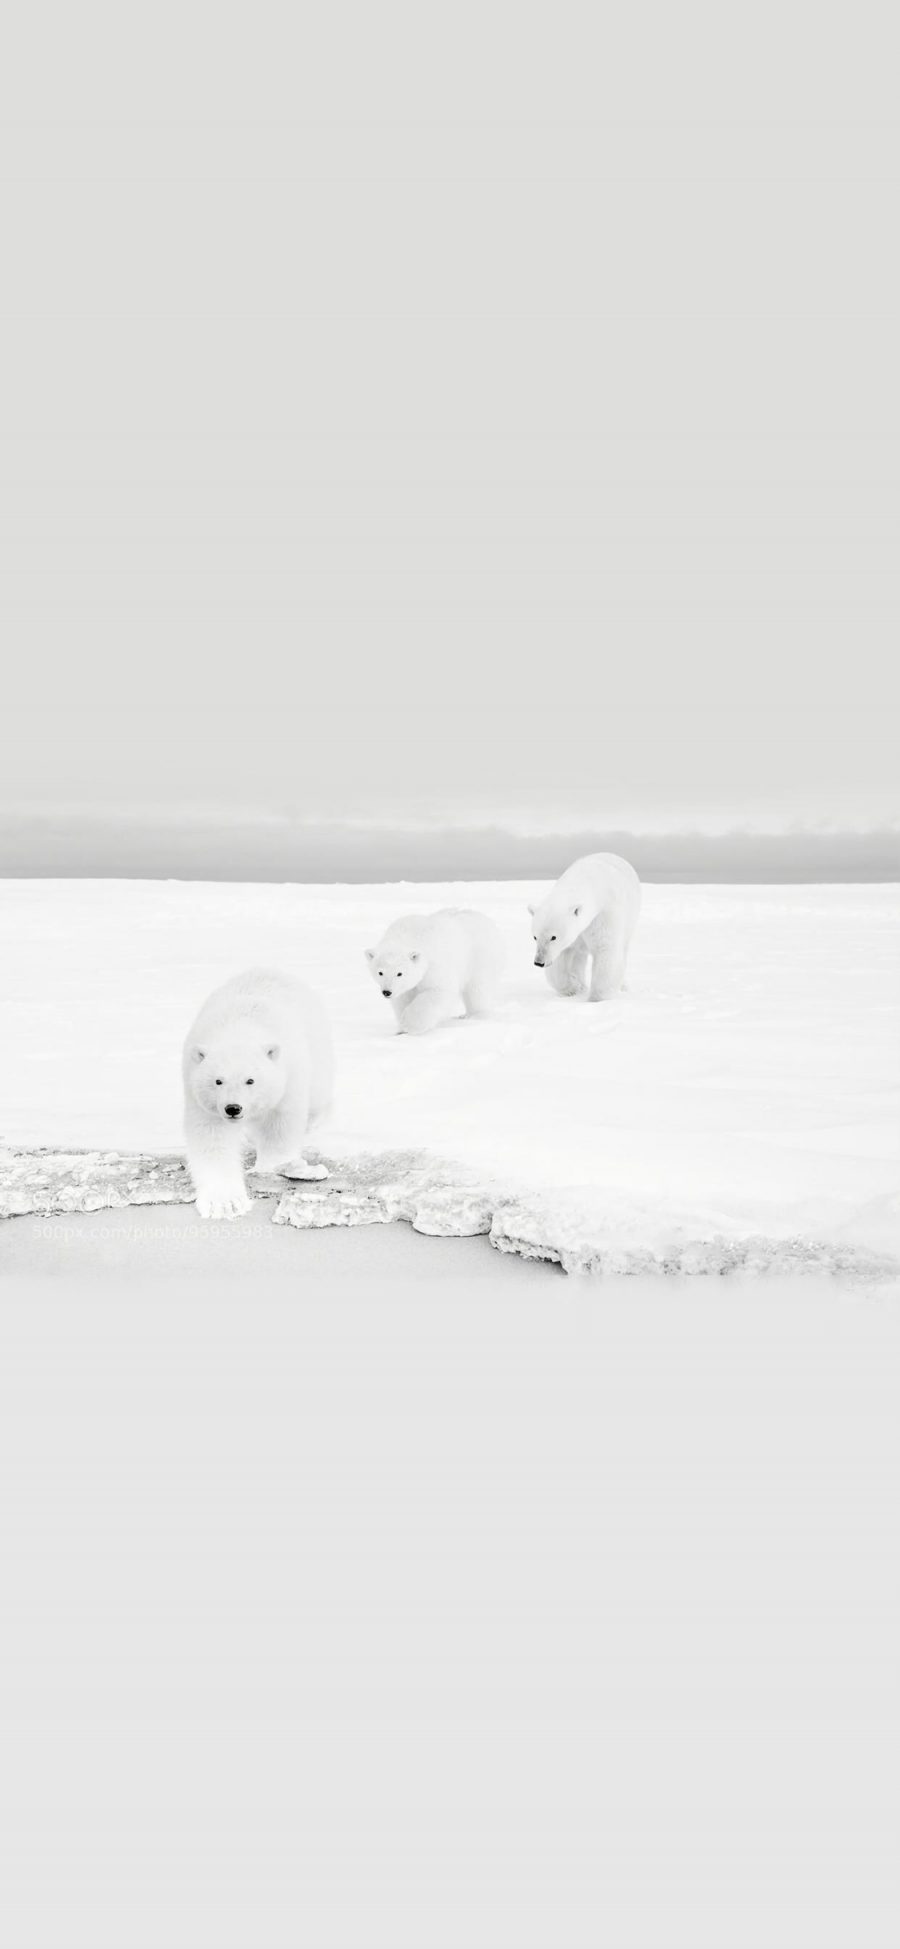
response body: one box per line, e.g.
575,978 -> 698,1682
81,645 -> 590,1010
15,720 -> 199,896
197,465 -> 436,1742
2,1145 -> 897,1283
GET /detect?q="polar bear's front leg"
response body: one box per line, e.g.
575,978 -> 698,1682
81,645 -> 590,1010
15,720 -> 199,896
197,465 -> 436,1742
396,987 -> 456,1034
545,940 -> 589,999
185,1113 -> 253,1221
252,1094 -> 328,1181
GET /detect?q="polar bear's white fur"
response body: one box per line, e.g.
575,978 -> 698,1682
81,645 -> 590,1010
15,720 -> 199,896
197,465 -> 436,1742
182,968 -> 334,1219
529,853 -> 641,1002
365,908 -> 504,1034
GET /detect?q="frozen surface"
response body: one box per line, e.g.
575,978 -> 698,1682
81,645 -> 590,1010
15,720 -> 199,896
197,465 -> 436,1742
1,879 -> 898,1273
3,1275 -> 898,1949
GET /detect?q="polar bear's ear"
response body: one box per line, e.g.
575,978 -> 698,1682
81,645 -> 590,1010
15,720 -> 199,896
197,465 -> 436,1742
410,950 -> 420,962
573,905 -> 582,918
526,902 -> 535,916
266,1043 -> 280,1061
364,947 -> 375,962
192,1045 -> 205,1064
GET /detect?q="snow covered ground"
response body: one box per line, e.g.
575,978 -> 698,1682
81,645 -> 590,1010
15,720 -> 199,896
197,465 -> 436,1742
3,887 -> 900,1945
1,879 -> 898,1271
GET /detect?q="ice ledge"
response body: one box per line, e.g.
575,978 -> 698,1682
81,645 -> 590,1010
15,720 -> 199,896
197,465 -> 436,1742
1,1145 -> 897,1283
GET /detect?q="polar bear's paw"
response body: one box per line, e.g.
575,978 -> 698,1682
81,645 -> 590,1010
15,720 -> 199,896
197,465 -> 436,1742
196,1187 -> 254,1221
551,972 -> 589,999
278,1158 -> 329,1181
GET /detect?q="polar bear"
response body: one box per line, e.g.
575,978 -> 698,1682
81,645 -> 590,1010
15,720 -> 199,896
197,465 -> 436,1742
529,853 -> 641,1001
182,968 -> 334,1219
365,908 -> 504,1034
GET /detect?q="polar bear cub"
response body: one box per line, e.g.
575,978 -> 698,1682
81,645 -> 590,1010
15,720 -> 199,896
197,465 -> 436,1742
183,968 -> 334,1219
365,908 -> 504,1034
529,853 -> 641,1002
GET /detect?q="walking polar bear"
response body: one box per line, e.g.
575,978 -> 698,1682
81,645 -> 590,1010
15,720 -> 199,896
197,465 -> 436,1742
365,908 -> 504,1034
183,968 -> 333,1219
530,853 -> 641,1001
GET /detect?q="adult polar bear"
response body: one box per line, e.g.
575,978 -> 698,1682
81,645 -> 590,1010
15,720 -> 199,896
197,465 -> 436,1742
183,969 -> 333,1219
530,853 -> 641,1001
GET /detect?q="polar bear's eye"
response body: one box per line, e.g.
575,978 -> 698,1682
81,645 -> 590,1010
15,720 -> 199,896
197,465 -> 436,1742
550,935 -> 557,942
215,1078 -> 223,1086
245,1077 -> 254,1086
396,971 -> 403,978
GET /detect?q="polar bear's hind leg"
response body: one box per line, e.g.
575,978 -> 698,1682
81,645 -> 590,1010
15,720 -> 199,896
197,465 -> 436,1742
588,931 -> 627,1001
462,973 -> 499,1017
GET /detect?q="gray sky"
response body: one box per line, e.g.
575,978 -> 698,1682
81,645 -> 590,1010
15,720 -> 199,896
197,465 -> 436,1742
2,10 -> 897,840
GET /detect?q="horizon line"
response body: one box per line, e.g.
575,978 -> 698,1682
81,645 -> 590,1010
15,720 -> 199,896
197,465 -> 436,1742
1,815 -> 897,885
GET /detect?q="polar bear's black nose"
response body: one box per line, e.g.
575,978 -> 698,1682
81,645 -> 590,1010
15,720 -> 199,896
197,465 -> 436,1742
534,954 -> 544,968
382,987 -> 392,997
224,1102 -> 243,1119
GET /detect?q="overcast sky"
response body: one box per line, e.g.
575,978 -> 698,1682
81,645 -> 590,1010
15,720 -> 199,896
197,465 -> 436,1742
2,8 -> 897,840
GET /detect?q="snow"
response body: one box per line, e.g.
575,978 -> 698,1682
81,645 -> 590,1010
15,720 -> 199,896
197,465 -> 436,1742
1,879 -> 898,1272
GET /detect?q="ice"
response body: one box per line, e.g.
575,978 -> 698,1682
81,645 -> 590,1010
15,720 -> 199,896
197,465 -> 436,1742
1,879 -> 898,1274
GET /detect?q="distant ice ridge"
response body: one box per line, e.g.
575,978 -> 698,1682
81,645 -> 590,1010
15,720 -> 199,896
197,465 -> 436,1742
2,804 -> 897,881
1,1146 -> 897,1282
